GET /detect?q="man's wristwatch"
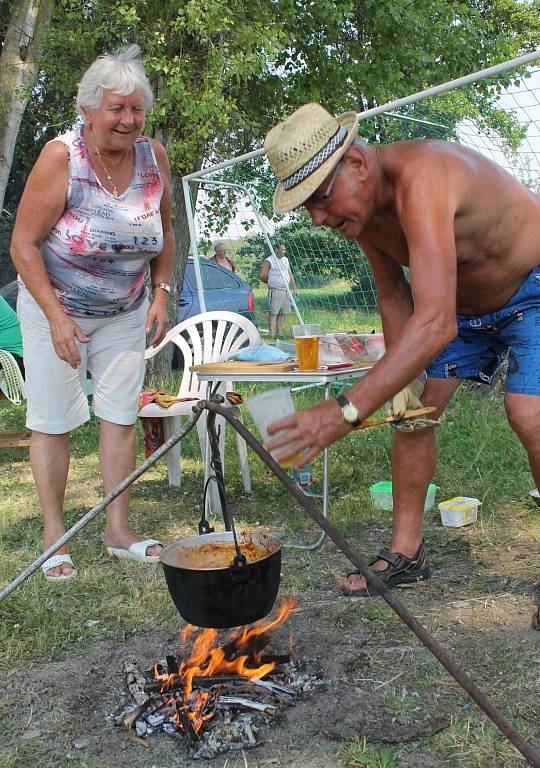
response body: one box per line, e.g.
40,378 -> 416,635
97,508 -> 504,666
152,282 -> 171,294
336,393 -> 362,428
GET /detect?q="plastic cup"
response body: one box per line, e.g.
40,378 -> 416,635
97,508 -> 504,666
292,324 -> 321,371
246,387 -> 303,468
292,323 -> 321,337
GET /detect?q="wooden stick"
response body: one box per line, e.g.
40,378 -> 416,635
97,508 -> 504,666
356,406 -> 437,430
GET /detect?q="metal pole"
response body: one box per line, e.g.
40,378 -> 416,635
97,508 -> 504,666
381,112 -> 450,131
181,49 -> 540,180
205,400 -> 540,768
182,177 -> 206,313
0,404 -> 205,604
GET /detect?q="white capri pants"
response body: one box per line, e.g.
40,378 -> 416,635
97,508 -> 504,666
18,292 -> 148,434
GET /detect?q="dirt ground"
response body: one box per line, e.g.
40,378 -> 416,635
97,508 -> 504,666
2,520 -> 539,768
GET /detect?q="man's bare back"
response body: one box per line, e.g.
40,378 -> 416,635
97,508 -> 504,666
362,140 -> 540,315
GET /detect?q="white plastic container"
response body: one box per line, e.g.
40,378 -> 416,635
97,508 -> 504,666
438,496 -> 481,527
370,481 -> 437,512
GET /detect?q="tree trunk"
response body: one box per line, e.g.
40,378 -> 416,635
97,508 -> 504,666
144,164 -> 201,385
0,0 -> 54,211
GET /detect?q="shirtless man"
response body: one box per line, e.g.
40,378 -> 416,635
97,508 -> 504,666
263,103 -> 540,607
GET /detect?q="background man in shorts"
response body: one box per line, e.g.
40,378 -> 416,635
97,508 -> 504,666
263,103 -> 540,616
259,243 -> 297,338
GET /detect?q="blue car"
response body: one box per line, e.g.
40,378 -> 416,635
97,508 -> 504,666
178,258 -> 257,325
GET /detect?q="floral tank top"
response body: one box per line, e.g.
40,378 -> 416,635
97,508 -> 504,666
34,125 -> 164,317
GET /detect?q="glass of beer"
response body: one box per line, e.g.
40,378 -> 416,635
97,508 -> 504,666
293,323 -> 321,371
246,387 -> 303,467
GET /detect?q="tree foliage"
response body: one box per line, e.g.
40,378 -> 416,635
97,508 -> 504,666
1,0 -> 539,326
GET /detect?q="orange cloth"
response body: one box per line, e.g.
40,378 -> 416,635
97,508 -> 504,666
138,389 -> 197,411
138,390 -> 244,457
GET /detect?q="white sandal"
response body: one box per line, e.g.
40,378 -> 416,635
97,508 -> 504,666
41,553 -> 77,582
106,538 -> 162,563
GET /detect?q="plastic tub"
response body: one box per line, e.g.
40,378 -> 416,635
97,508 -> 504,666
438,497 -> 481,527
319,333 -> 385,363
370,481 -> 437,512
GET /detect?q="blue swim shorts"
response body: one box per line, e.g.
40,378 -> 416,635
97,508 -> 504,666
427,266 -> 540,395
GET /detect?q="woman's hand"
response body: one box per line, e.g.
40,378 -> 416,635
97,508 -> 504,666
266,398 -> 351,466
146,295 -> 169,347
48,314 -> 90,368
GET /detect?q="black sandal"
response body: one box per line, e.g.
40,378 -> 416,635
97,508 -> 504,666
341,540 -> 432,597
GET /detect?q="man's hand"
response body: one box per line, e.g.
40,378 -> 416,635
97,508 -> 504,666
266,399 -> 351,466
387,375 -> 440,432
49,314 -> 90,368
146,296 -> 169,347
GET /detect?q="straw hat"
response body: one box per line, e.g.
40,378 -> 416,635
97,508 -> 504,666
264,103 -> 359,214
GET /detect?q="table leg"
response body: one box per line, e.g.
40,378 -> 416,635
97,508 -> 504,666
203,382 -> 221,515
284,383 -> 329,550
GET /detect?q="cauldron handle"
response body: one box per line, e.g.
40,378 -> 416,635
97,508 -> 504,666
205,407 -> 247,567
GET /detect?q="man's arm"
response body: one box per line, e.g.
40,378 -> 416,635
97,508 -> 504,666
361,240 -> 414,349
288,264 -> 297,292
259,260 -> 270,284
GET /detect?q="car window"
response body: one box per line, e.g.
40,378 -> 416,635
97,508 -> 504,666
202,262 -> 239,290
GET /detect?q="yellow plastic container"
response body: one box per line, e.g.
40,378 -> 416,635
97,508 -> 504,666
438,496 -> 480,528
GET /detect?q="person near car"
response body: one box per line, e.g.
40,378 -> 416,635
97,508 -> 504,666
209,241 -> 236,272
259,243 -> 297,337
10,44 -> 174,582
0,295 -> 24,375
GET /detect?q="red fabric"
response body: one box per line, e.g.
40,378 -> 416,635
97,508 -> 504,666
210,254 -> 236,272
141,418 -> 165,458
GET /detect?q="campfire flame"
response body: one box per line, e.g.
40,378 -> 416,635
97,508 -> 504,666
152,596 -> 297,734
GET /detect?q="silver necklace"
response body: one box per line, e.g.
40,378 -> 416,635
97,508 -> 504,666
90,129 -> 130,196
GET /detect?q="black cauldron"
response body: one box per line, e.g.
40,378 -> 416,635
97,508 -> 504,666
160,530 -> 282,628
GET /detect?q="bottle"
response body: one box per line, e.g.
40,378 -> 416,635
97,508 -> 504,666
296,463 -> 314,490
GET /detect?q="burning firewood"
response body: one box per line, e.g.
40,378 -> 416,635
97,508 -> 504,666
113,597 -> 315,756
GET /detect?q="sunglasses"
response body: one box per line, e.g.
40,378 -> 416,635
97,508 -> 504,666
304,158 -> 343,210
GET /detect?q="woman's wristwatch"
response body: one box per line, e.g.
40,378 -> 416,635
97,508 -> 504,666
152,282 -> 171,294
336,393 -> 362,427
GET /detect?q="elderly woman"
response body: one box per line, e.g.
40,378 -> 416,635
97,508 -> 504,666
209,242 -> 236,272
11,45 -> 174,581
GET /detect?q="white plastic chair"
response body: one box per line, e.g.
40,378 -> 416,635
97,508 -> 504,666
140,311 -> 260,505
0,349 -> 31,449
0,349 -> 26,404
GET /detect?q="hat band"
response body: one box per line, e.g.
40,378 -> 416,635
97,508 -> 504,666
282,126 -> 347,191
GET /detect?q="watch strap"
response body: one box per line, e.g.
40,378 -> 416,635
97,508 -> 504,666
152,282 -> 171,294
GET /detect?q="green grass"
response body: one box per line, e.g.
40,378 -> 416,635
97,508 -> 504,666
339,740 -> 396,768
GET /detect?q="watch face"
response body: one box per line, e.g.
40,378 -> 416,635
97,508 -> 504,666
343,402 -> 358,422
